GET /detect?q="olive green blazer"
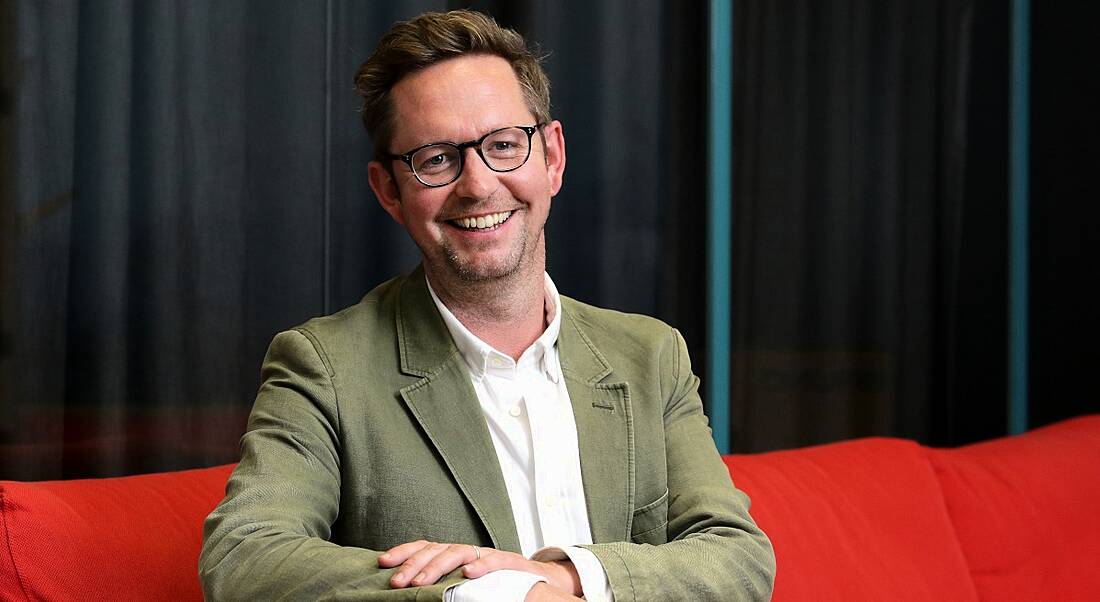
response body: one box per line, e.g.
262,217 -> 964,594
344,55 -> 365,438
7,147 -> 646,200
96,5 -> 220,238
199,268 -> 774,601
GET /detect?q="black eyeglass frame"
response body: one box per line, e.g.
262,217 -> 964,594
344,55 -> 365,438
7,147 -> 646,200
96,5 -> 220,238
381,123 -> 546,188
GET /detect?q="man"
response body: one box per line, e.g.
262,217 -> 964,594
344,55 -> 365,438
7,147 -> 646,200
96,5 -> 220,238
200,10 -> 774,601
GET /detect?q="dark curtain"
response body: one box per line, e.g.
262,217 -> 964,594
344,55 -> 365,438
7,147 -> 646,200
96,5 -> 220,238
4,1 -> 1094,480
1029,2 -> 1100,430
0,1 -> 708,479
729,0 -> 1099,452
730,0 -> 1015,451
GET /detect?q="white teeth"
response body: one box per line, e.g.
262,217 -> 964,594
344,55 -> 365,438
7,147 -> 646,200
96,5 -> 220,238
454,211 -> 512,230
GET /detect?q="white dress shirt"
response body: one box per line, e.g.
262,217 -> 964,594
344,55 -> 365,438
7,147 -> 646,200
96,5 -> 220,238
427,275 -> 614,602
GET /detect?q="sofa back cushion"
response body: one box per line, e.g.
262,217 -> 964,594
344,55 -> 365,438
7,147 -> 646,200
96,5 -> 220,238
0,464 -> 233,602
930,415 -> 1100,602
726,438 -> 979,602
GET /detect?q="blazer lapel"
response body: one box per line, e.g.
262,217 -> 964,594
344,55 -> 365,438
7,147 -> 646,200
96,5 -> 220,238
558,301 -> 634,543
394,271 -> 522,552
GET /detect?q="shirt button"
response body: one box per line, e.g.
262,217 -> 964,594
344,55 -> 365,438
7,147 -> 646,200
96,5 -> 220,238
543,495 -> 558,508
508,405 -> 522,417
491,357 -> 509,368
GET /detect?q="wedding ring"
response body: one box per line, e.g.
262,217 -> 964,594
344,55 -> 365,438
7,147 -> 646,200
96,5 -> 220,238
470,545 -> 481,560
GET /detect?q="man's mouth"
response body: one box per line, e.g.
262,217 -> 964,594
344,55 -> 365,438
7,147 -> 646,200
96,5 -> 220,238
448,211 -> 514,231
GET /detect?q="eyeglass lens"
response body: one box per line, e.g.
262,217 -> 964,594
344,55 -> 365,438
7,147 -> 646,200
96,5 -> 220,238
411,127 -> 532,186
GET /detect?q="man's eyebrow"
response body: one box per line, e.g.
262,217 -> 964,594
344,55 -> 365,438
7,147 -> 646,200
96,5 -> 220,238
396,134 -> 456,152
405,124 -> 524,149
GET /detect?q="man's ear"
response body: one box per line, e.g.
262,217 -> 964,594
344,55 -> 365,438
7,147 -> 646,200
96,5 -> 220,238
541,120 -> 566,197
368,160 -> 405,225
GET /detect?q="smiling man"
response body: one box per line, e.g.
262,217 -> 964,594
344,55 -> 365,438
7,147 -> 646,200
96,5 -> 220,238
199,10 -> 774,602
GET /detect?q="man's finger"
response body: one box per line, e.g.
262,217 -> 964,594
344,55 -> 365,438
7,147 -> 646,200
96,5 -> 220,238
378,539 -> 430,567
462,549 -> 531,579
408,544 -> 481,586
390,541 -> 449,587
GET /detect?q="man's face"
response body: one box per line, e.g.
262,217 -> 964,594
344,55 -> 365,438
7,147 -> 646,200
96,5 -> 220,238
368,54 -> 566,285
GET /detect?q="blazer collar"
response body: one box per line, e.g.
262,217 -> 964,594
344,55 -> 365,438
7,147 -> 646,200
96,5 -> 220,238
558,302 -> 634,543
394,265 -> 458,377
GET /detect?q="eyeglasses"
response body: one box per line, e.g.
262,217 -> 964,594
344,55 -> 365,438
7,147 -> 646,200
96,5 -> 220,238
382,124 -> 544,188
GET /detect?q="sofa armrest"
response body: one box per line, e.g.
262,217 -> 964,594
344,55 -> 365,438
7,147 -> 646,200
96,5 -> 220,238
724,437 -> 978,601
0,464 -> 234,602
930,414 -> 1100,601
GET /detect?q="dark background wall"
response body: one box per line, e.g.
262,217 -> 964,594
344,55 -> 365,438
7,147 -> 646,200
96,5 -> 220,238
0,1 -> 1095,480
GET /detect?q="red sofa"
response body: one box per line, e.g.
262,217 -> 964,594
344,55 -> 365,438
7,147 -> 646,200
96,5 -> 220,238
2,415 -> 1097,601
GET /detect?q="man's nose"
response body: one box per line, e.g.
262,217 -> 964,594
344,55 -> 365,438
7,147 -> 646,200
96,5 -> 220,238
452,148 -> 498,200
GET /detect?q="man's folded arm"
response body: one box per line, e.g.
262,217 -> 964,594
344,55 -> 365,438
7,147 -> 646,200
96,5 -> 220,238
199,329 -> 462,601
579,328 -> 776,602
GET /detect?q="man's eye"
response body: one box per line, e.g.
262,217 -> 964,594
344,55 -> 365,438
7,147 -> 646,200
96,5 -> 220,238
417,152 -> 453,173
486,140 -> 523,158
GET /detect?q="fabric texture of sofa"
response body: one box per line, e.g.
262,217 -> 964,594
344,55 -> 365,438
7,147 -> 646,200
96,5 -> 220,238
2,415 -> 1097,601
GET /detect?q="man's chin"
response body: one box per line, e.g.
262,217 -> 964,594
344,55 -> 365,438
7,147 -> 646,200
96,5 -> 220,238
447,260 -> 522,283
434,243 -> 528,283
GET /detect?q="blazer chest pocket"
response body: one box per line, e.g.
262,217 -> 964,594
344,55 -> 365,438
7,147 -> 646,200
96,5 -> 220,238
630,488 -> 669,545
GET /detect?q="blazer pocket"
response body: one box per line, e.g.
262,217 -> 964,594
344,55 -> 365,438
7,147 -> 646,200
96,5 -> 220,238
630,488 -> 669,545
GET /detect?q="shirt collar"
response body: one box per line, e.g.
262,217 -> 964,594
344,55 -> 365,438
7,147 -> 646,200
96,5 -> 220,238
426,273 -> 563,382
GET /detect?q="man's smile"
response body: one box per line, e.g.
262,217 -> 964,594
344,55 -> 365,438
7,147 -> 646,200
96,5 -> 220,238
447,210 -> 515,231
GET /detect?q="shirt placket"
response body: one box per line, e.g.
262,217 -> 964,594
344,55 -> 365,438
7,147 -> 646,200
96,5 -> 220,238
526,372 -> 570,547
484,356 -> 544,555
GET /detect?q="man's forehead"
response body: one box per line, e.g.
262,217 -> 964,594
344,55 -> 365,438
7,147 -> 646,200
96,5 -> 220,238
388,55 -> 533,148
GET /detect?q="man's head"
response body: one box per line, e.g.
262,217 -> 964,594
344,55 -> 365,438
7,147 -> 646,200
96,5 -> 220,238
354,10 -> 552,160
360,11 -> 566,289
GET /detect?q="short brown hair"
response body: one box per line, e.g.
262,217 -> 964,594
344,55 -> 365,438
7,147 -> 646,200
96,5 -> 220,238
354,10 -> 552,158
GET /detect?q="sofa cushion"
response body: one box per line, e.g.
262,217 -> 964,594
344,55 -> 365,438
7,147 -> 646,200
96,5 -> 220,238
0,464 -> 233,602
930,415 -> 1100,602
726,437 -> 979,601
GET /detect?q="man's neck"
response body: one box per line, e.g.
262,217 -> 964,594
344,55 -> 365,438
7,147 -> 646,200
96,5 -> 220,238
425,265 -> 548,361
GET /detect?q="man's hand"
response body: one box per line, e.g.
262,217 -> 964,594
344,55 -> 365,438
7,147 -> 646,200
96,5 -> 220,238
379,540 -> 480,588
378,540 -> 581,596
463,549 -> 581,596
525,582 -> 584,601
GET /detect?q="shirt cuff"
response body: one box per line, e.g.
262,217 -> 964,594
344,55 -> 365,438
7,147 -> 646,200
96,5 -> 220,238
532,546 -> 615,602
444,569 -> 546,602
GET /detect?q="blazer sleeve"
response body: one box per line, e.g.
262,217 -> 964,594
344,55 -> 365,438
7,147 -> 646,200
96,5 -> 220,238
198,329 -> 463,601
579,328 -> 776,601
